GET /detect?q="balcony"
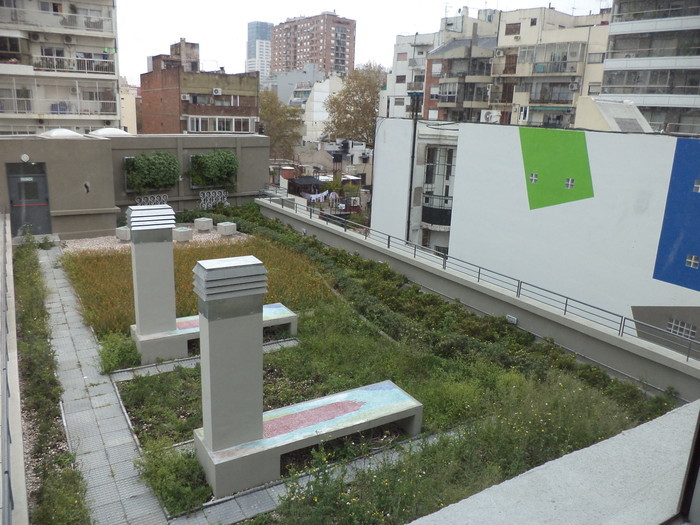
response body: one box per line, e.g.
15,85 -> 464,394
33,55 -> 115,75
0,6 -> 114,34
407,82 -> 424,92
0,96 -> 117,117
531,62 -> 583,75
612,4 -> 700,22
421,194 -> 452,227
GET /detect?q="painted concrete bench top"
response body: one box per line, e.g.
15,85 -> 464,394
173,302 -> 297,334
195,380 -> 423,462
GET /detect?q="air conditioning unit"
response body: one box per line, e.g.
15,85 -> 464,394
569,82 -> 580,91
181,93 -> 190,101
70,86 -> 78,94
212,87 -> 222,95
63,35 -> 73,44
514,35 -> 521,41
495,50 -> 505,57
30,33 -> 40,41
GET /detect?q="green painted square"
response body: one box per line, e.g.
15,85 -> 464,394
519,127 -> 594,210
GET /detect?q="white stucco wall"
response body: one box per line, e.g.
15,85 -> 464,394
371,118 -> 414,239
448,123 -> 695,317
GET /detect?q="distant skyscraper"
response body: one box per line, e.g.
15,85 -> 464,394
271,12 -> 356,77
246,21 -> 273,78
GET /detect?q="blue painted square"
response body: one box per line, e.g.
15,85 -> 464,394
653,138 -> 700,292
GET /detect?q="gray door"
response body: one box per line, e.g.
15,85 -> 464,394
7,162 -> 51,236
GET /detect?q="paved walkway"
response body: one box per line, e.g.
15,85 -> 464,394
40,245 -> 168,525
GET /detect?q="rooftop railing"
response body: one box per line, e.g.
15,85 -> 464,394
259,189 -> 700,361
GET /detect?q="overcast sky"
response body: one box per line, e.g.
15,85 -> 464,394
116,0 -> 612,86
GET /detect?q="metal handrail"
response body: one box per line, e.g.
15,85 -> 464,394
1,211 -> 12,524
259,194 -> 699,359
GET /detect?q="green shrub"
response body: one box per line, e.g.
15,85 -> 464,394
126,151 -> 180,194
135,439 -> 211,516
188,150 -> 238,188
98,332 -> 141,373
32,455 -> 92,525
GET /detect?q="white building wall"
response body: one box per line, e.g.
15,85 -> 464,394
449,123 -> 696,317
303,76 -> 343,142
371,118 -> 414,238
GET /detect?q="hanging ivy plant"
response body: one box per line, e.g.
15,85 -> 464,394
188,150 -> 238,189
125,151 -> 180,194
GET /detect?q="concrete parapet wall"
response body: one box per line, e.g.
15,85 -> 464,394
258,199 -> 700,401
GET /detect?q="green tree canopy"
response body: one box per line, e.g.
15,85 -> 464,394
324,63 -> 386,148
259,90 -> 303,160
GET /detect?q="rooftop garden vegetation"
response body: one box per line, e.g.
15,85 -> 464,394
187,150 -> 238,189
62,203 -> 676,520
125,151 -> 180,194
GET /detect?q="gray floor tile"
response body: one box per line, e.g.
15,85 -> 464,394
91,500 -> 128,525
87,382 -> 115,396
236,489 -> 276,518
102,428 -> 136,448
106,442 -> 139,464
97,415 -> 129,433
122,492 -> 167,521
83,464 -> 117,488
204,499 -> 246,523
78,449 -> 110,471
169,511 -> 210,525
72,433 -> 105,455
110,458 -> 140,480
116,476 -> 152,499
86,479 -> 120,507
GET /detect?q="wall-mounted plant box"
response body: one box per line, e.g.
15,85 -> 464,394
188,150 -> 238,190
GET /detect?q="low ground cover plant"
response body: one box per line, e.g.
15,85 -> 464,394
64,203 -> 677,519
14,235 -> 91,524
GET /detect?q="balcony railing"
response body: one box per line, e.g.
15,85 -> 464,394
607,46 -> 700,59
0,6 -> 114,33
532,61 -> 581,74
33,55 -> 115,75
602,85 -> 700,96
422,194 -> 453,225
407,82 -> 424,92
613,4 -> 700,22
0,96 -> 116,116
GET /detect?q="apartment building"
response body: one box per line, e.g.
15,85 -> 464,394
384,6 -> 611,129
141,39 -> 259,135
600,0 -> 700,136
270,12 -> 355,77
246,21 -> 272,78
491,7 -> 610,127
0,0 -> 119,135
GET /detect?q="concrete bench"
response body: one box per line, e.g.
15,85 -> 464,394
131,303 -> 298,364
195,380 -> 423,496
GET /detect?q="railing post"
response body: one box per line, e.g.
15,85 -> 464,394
387,235 -> 391,249
618,317 -> 626,337
343,220 -> 347,232
442,255 -> 447,270
516,280 -> 522,298
563,297 -> 569,315
413,245 -> 417,258
477,267 -> 481,282
309,207 -> 312,219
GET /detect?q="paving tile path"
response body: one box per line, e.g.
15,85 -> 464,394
40,245 -> 168,525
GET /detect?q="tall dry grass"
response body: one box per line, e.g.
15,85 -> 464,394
62,237 -> 332,336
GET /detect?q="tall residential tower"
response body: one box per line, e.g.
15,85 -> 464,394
271,12 -> 356,77
246,21 -> 272,78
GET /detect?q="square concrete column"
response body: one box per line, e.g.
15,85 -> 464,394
193,256 -> 267,451
127,205 -> 177,336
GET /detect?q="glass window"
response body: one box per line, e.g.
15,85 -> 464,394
396,75 -> 406,84
686,254 -> 699,269
588,53 -> 605,63
505,23 -> 521,36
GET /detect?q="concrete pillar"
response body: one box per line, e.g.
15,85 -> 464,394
193,256 -> 267,451
127,204 -> 177,336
